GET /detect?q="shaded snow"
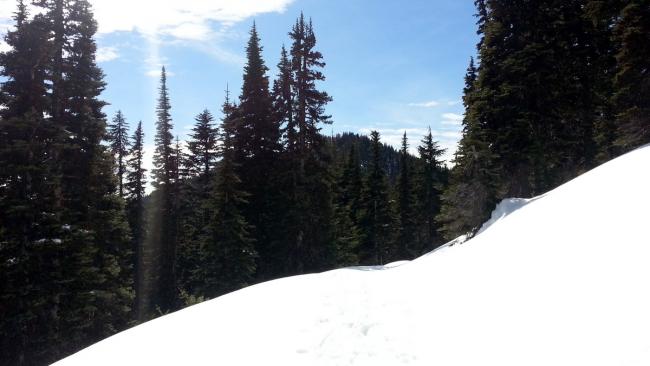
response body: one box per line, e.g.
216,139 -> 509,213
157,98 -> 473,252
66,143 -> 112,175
55,146 -> 650,366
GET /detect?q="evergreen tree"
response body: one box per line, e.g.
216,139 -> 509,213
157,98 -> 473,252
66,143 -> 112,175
613,0 -> 650,150
439,57 -> 499,240
395,132 -> 417,258
272,45 -> 294,148
199,117 -> 257,298
126,121 -> 147,321
0,3 -> 65,363
233,23 -> 283,279
414,128 -> 446,251
358,131 -> 395,265
332,144 -> 362,266
107,110 -> 130,197
55,0 -> 133,355
185,109 -> 218,179
150,66 -> 179,312
277,14 -> 336,274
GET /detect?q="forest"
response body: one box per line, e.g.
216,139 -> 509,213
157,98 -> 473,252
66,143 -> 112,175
0,0 -> 648,365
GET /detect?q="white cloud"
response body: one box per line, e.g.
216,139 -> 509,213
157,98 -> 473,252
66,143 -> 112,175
97,46 -> 119,62
441,112 -> 464,125
408,100 -> 441,108
0,0 -> 295,66
89,0 -> 295,38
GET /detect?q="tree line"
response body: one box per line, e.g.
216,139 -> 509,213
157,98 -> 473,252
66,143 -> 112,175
439,0 -> 649,238
0,3 -> 449,364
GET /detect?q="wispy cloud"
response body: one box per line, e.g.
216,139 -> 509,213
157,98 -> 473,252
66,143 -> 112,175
97,46 -> 119,62
408,100 -> 441,108
408,99 -> 463,109
441,112 -> 464,125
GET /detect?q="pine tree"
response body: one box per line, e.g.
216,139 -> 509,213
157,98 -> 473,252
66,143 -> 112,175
185,109 -> 218,179
55,0 -> 133,355
151,66 -> 179,312
277,14 -> 336,274
107,110 -> 130,197
332,144 -> 362,266
395,132 -> 417,259
414,128 -> 446,251
176,109 -> 218,299
613,0 -> 650,150
0,2 -> 65,363
358,131 -> 395,265
272,45 -> 294,148
199,117 -> 257,298
230,23 -> 286,280
126,121 -> 147,321
439,57 -> 499,240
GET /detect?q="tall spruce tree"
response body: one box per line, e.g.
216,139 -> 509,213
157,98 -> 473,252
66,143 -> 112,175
358,131 -> 395,265
151,66 -> 179,312
0,2 -> 65,364
199,111 -> 257,298
613,0 -> 650,150
414,128 -> 446,251
107,110 -> 130,197
439,57 -> 500,240
176,109 -> 218,299
55,0 -> 133,356
234,23 -> 283,279
395,132 -> 417,258
332,144 -> 362,266
278,14 -> 336,274
126,121 -> 147,321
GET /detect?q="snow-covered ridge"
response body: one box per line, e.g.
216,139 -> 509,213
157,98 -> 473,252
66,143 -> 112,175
55,145 -> 650,366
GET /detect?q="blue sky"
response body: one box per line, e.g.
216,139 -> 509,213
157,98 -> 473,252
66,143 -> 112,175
0,0 -> 478,164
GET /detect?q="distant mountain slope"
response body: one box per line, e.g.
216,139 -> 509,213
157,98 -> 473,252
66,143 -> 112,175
56,145 -> 650,366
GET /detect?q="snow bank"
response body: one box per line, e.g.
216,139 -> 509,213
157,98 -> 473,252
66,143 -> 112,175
55,146 -> 650,366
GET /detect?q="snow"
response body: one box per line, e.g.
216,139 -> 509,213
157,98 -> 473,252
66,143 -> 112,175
54,145 -> 650,366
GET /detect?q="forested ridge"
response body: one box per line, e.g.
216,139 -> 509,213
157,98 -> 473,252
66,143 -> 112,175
0,0 -> 647,365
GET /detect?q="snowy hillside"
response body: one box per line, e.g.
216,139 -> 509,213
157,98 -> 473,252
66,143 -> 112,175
55,146 -> 650,366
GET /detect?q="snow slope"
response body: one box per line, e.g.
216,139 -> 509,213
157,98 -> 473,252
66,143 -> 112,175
55,146 -> 650,366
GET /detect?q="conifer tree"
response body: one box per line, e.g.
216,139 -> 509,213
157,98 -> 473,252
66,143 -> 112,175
55,0 -> 133,355
126,121 -> 147,320
151,66 -> 179,312
396,132 -> 417,258
613,0 -> 650,150
358,131 -> 395,265
0,3 -> 65,363
233,23 -> 283,279
199,98 -> 257,298
185,109 -> 218,179
439,57 -> 499,240
332,144 -> 363,266
107,110 -> 130,197
414,128 -> 446,251
278,14 -> 336,274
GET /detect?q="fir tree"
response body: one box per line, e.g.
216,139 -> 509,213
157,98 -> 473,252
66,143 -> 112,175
151,66 -> 179,312
199,101 -> 257,298
358,131 -> 395,265
414,128 -> 446,251
332,144 -> 363,266
107,110 -> 130,197
126,121 -> 147,321
277,14 -> 336,274
185,109 -> 218,179
0,2 -> 65,363
396,132 -> 417,259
